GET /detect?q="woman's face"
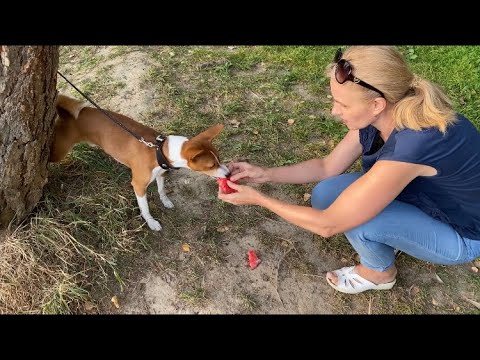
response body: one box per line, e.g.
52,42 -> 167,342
329,75 -> 377,130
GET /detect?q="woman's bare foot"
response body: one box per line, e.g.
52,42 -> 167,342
326,263 -> 397,286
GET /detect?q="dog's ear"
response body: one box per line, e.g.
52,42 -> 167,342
188,148 -> 205,162
192,124 -> 224,142
187,148 -> 215,168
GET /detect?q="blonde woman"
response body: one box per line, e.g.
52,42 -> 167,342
218,46 -> 480,294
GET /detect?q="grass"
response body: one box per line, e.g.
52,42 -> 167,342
398,46 -> 480,128
0,150 -> 148,313
239,291 -> 259,312
2,45 -> 479,314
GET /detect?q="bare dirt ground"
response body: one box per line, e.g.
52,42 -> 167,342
121,207 -> 339,314
56,46 -> 480,315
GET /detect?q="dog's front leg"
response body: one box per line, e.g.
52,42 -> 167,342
132,173 -> 162,231
156,172 -> 174,209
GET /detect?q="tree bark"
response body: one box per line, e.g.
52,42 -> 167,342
0,46 -> 59,228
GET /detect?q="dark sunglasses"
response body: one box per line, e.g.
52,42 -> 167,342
334,48 -> 385,98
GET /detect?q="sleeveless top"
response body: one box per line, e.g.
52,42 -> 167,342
360,114 -> 480,240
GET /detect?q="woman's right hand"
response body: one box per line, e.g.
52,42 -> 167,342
228,162 -> 270,183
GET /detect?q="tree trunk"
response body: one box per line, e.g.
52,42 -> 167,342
0,46 -> 59,228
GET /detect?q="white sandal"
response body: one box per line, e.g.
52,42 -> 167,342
326,266 -> 396,294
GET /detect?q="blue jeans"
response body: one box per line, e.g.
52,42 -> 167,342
311,172 -> 480,272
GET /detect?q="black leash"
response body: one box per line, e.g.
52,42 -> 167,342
57,71 -> 178,170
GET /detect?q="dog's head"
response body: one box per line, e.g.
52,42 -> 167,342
180,124 -> 230,178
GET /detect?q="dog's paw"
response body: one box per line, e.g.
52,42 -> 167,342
161,196 -> 174,209
147,218 -> 162,231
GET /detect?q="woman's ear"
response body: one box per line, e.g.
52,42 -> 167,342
373,97 -> 387,116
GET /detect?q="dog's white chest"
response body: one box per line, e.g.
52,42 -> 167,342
150,166 -> 166,184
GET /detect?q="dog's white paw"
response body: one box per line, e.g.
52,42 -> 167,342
147,218 -> 162,231
161,196 -> 174,209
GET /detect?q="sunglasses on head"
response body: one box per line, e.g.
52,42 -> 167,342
334,48 -> 385,98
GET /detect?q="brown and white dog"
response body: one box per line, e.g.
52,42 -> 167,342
49,94 -> 230,231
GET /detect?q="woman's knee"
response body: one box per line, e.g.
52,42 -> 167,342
311,172 -> 362,210
311,178 -> 339,210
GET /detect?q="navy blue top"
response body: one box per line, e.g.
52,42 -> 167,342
360,114 -> 480,240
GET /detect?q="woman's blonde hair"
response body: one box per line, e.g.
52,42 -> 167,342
328,46 -> 456,133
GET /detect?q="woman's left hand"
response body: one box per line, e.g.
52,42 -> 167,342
217,180 -> 265,206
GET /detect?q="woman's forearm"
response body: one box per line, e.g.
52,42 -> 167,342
265,158 -> 331,184
257,194 -> 336,237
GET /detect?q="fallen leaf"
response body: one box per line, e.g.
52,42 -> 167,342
169,51 -> 175,57
308,115 -> 315,119
461,295 -> 480,310
111,296 -> 120,309
182,243 -> 191,252
252,130 -> 259,135
84,301 -> 95,311
409,285 -> 421,297
471,266 -> 479,273
432,298 -> 440,307
216,225 -> 230,233
303,193 -> 311,202
434,273 -> 444,284
287,119 -> 295,126
229,119 -> 241,128
227,46 -> 236,50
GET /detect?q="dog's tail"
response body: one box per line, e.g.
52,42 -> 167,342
56,94 -> 88,120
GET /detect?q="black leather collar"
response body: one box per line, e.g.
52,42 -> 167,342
155,134 -> 179,170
